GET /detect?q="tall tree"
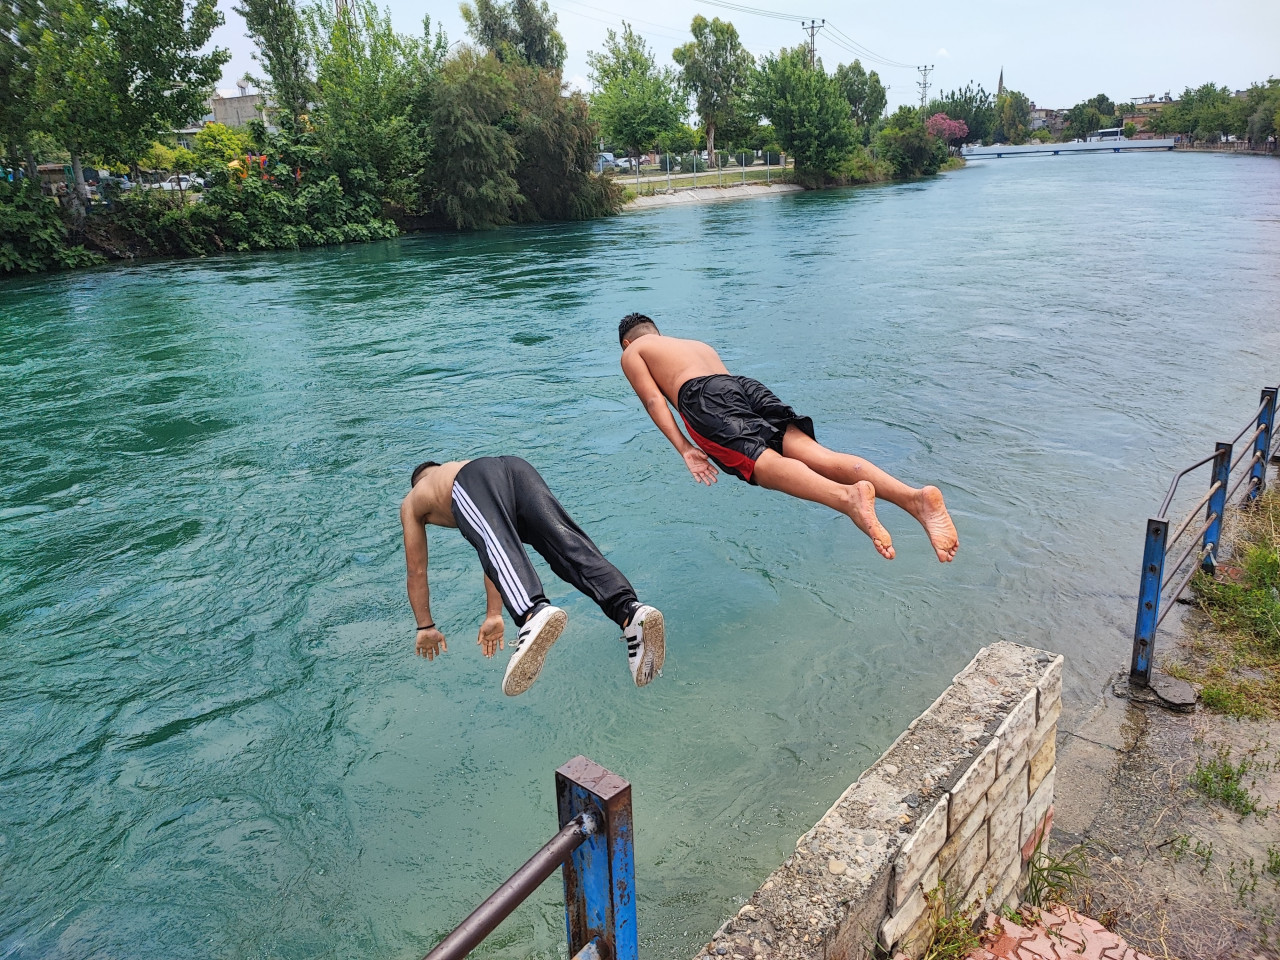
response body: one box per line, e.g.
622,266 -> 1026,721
304,0 -> 447,212
587,23 -> 680,166
459,0 -> 565,72
927,83 -> 994,145
672,15 -> 754,167
833,59 -> 886,130
753,45 -> 853,183
993,88 -> 1031,144
235,0 -> 313,127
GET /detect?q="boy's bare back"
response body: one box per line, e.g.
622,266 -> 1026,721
621,335 -> 729,404
401,459 -> 468,528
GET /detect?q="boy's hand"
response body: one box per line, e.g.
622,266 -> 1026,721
416,626 -> 447,660
683,448 -> 719,485
477,615 -> 505,658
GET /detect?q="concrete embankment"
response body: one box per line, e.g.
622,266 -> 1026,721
623,182 -> 804,211
694,642 -> 1063,960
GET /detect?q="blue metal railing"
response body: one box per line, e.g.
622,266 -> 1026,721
421,756 -> 636,960
1130,386 -> 1278,685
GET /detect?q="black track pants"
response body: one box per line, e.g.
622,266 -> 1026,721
451,457 -> 639,629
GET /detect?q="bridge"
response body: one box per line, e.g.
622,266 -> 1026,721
963,138 -> 1178,159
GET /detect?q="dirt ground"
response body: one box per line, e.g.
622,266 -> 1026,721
1053,658 -> 1280,960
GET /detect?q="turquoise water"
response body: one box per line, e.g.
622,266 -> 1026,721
3,152 -> 1280,959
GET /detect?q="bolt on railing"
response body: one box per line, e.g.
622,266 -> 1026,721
422,756 -> 636,960
1130,386 -> 1278,685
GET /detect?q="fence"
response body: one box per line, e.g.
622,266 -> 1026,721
1130,386 -> 1278,685
422,756 -> 636,960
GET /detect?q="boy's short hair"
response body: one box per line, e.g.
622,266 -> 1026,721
618,312 -> 658,346
410,461 -> 441,488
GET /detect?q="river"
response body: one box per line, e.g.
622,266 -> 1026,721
3,151 -> 1279,959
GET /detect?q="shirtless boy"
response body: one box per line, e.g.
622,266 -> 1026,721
400,456 -> 665,695
617,314 -> 959,562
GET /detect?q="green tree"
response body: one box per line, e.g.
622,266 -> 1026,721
754,45 -> 854,184
587,23 -> 680,167
672,15 -> 755,167
875,104 -> 946,176
194,122 -> 253,170
1061,102 -> 1104,141
833,59 -> 887,131
235,0 -> 314,128
1086,93 -> 1114,117
304,0 -> 447,213
459,0 -> 565,72
993,88 -> 1031,144
428,49 -> 519,229
1122,121 -> 1137,139
927,83 -> 995,144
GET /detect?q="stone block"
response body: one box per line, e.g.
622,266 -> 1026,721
1021,805 -> 1055,863
1036,656 -> 1063,725
988,741 -> 1028,805
942,819 -> 988,897
989,856 -> 1022,911
987,773 -> 1027,870
1021,766 -> 1056,850
891,796 -> 948,910
879,882 -> 928,950
938,795 -> 987,875
1028,726 -> 1056,794
992,689 -> 1036,777
948,737 -> 999,833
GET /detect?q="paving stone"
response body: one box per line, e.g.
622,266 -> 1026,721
993,689 -> 1037,777
949,737 -> 999,832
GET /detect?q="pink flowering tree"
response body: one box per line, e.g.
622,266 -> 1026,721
925,113 -> 970,154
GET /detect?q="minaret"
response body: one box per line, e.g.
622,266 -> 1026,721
997,67 -> 1004,97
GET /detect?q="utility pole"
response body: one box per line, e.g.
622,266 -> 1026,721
801,19 -> 825,69
917,64 -> 933,109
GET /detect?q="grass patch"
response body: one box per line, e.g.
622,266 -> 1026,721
1190,744 -> 1264,816
1024,837 -> 1089,907
1169,488 -> 1280,718
912,882 -> 983,960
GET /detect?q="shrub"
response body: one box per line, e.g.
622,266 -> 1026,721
682,155 -> 707,172
715,150 -> 731,168
0,179 -> 104,273
734,150 -> 755,166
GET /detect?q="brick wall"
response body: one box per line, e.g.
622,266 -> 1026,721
695,642 -> 1062,960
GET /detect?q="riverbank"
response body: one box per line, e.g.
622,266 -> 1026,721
622,181 -> 805,210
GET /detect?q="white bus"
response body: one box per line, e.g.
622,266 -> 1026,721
1087,128 -> 1126,142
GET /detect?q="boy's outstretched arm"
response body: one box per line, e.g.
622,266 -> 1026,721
621,350 -> 718,485
477,576 -> 505,658
401,497 -> 447,659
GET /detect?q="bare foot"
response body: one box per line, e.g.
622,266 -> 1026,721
846,480 -> 895,559
913,486 -> 959,562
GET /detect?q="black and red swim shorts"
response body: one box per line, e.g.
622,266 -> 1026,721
676,374 -> 815,485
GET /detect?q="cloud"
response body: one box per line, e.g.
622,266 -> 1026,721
937,47 -> 950,58
565,74 -> 590,95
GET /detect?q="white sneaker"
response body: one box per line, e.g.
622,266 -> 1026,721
503,605 -> 568,696
623,605 -> 665,688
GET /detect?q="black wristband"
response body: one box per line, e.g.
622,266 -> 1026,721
417,623 -> 435,631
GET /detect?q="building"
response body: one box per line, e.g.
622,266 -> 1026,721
212,81 -> 267,128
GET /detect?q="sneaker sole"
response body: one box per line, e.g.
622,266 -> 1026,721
634,608 -> 665,688
503,608 -> 568,696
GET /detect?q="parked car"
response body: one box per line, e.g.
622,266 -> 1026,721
595,152 -> 628,173
159,174 -> 205,191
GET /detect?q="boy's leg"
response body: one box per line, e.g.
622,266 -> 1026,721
751,449 -> 895,559
779,426 -> 958,562
503,458 -> 641,630
452,462 -> 550,626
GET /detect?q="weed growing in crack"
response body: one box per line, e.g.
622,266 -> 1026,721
1191,744 -> 1264,817
1024,837 -> 1089,908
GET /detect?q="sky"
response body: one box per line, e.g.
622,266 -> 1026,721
209,0 -> 1279,111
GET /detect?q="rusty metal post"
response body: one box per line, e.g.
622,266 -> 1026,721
1130,517 -> 1168,686
1202,442 -> 1231,574
1248,387 -> 1276,500
556,756 -> 636,960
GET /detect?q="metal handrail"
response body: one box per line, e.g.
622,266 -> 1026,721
423,814 -> 597,960
1157,450 -> 1219,518
1166,482 -> 1221,550
1160,513 -> 1216,593
1156,545 -> 1212,628
1131,384 -> 1278,686
419,756 -> 637,960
